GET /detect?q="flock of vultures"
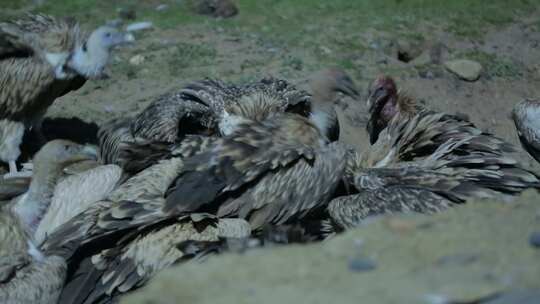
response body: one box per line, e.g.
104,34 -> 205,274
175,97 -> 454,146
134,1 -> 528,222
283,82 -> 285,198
1,13 -> 540,304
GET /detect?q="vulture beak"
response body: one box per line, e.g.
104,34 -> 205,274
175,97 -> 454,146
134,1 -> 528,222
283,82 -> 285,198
367,88 -> 387,113
70,145 -> 99,163
366,117 -> 380,145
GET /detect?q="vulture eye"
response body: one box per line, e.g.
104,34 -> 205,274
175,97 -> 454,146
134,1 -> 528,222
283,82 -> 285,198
105,33 -> 112,38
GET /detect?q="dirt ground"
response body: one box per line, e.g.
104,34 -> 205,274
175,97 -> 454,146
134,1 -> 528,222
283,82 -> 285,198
22,1 -> 538,169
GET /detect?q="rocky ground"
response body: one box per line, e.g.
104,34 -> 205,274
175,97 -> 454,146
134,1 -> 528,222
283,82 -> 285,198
2,0 -> 540,302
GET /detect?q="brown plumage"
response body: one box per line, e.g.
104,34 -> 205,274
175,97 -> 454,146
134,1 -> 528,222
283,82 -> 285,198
328,94 -> 540,230
180,69 -> 359,141
179,76 -> 311,137
0,14 -> 131,178
55,214 -> 250,304
512,99 -> 540,163
0,209 -> 67,304
42,158 -> 250,304
164,112 -> 347,230
97,90 -> 215,173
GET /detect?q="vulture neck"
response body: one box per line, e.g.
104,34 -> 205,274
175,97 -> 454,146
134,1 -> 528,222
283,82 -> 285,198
309,85 -> 336,139
13,162 -> 63,234
70,41 -> 109,78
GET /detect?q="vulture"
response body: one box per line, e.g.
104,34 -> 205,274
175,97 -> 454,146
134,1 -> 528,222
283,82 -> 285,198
34,164 -> 122,245
9,140 -> 98,236
180,68 -> 359,140
42,158 -> 251,304
0,13 -> 132,178
164,111 -> 347,230
327,79 -> 540,230
0,209 -> 66,304
97,90 -> 214,174
98,68 -> 358,174
365,75 -> 424,144
0,140 -> 98,304
512,99 -> 540,163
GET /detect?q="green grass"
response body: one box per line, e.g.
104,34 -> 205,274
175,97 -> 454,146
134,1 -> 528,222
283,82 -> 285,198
22,0 -> 537,39
455,50 -> 524,78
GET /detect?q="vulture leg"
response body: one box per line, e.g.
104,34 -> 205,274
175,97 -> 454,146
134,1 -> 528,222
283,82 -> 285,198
4,161 -> 32,179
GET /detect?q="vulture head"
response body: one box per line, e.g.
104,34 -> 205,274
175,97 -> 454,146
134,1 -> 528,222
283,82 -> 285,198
89,26 -> 134,51
68,26 -> 134,79
366,75 -> 400,144
310,68 -> 360,103
34,140 -> 98,170
12,140 -> 98,233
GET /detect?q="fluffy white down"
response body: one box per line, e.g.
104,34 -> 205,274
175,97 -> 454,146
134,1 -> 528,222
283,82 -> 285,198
27,240 -> 45,263
34,164 -> 122,244
310,110 -> 330,135
0,120 -> 25,163
219,111 -> 248,136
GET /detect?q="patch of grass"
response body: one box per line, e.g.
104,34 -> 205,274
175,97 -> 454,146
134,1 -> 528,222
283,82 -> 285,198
455,50 -> 524,79
167,42 -> 217,74
282,56 -> 303,71
18,0 -> 536,43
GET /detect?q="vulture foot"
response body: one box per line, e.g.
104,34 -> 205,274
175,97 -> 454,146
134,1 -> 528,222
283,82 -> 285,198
3,161 -> 32,180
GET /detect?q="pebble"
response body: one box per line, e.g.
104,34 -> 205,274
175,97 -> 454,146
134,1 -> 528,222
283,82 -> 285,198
444,59 -> 483,81
348,257 -> 377,272
129,55 -> 145,66
528,231 -> 540,248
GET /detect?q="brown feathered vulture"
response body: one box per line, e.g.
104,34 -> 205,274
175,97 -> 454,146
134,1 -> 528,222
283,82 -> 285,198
42,158 -> 251,304
0,140 -> 101,304
0,14 -> 132,179
327,77 -> 540,231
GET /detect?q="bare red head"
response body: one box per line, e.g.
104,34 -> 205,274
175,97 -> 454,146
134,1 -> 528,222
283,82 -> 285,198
366,75 -> 399,144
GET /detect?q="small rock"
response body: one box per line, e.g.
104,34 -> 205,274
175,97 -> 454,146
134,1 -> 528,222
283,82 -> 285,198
528,231 -> 540,248
444,59 -> 482,81
126,22 -> 154,32
411,51 -> 431,66
117,7 -> 136,20
129,55 -> 145,66
348,257 -> 377,272
155,4 -> 169,11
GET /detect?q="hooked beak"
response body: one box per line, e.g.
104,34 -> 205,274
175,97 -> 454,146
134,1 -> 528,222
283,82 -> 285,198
366,116 -> 385,145
367,87 -> 390,113
71,145 -> 99,163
